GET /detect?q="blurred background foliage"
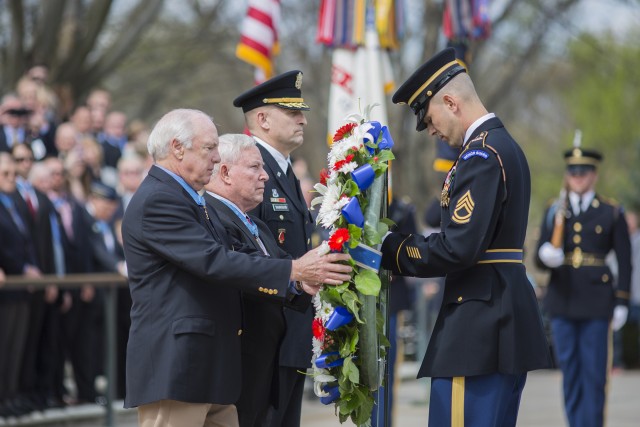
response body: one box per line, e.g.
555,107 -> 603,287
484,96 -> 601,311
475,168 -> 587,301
1,0 -> 639,242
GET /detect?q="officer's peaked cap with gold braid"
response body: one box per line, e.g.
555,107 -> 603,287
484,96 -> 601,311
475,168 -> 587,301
233,70 -> 310,113
392,48 -> 467,132
564,147 -> 602,174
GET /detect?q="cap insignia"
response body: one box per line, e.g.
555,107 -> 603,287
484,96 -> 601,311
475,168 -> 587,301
295,72 -> 303,89
573,148 -> 582,157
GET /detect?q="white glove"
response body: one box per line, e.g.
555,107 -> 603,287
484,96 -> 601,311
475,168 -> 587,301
538,242 -> 565,268
612,305 -> 628,332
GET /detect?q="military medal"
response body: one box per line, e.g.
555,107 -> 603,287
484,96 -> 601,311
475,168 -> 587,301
441,165 -> 456,207
278,228 -> 286,244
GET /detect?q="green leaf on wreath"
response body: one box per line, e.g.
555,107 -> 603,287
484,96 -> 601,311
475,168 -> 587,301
343,356 -> 360,384
341,289 -> 362,322
321,288 -> 344,307
376,150 -> 395,162
347,224 -> 362,244
377,221 -> 389,237
380,217 -> 396,228
343,179 -> 360,197
363,223 -> 382,245
354,269 -> 381,296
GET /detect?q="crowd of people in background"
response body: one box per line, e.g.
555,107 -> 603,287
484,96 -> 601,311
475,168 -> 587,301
0,65 -> 149,418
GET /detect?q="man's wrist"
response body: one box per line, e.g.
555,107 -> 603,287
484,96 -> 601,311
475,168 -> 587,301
288,280 -> 303,295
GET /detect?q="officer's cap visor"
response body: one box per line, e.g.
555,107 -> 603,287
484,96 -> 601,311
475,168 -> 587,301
567,164 -> 596,176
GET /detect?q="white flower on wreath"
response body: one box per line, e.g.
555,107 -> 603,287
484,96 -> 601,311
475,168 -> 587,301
313,182 -> 350,229
318,300 -> 334,323
312,337 -> 323,359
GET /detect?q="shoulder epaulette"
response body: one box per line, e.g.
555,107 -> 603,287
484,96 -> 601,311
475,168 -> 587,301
468,131 -> 489,147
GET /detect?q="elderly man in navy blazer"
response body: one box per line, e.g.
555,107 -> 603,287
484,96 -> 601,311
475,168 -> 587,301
121,109 -> 351,427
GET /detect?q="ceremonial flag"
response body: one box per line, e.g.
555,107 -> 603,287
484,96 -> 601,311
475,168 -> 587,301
236,0 -> 280,83
321,0 -> 401,145
442,0 -> 491,41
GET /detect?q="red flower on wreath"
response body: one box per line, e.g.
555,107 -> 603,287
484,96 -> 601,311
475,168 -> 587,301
312,317 -> 326,339
332,154 -> 355,171
319,168 -> 329,185
333,123 -> 357,142
328,228 -> 350,251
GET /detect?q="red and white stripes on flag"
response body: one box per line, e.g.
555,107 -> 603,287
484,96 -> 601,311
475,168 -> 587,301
236,0 -> 281,83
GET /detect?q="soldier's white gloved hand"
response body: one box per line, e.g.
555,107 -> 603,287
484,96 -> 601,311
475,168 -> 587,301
612,305 -> 628,332
538,242 -> 565,268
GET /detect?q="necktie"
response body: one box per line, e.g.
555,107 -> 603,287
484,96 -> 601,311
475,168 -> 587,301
24,192 -> 36,219
287,165 -> 303,201
98,221 -> 115,253
1,195 -> 27,235
578,196 -> 583,216
50,213 -> 65,275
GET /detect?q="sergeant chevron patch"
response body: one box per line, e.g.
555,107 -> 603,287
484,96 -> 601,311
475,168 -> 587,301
452,190 -> 475,224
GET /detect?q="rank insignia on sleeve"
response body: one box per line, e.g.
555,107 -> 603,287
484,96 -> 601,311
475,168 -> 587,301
406,246 -> 421,259
451,190 -> 475,224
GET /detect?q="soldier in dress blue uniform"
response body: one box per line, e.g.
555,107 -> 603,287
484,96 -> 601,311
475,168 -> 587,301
233,71 -> 315,427
536,147 -> 631,427
381,47 -> 553,427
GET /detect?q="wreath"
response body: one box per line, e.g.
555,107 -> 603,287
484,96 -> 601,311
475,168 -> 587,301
310,105 -> 395,425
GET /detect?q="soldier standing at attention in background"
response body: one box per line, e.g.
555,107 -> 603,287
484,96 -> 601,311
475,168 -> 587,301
536,146 -> 631,427
381,47 -> 553,427
233,71 -> 315,427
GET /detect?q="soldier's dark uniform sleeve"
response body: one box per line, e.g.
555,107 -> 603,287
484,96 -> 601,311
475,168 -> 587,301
534,203 -> 556,271
382,142 -> 504,277
612,206 -> 632,306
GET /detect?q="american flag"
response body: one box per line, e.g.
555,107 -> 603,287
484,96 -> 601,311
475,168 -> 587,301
236,0 -> 281,83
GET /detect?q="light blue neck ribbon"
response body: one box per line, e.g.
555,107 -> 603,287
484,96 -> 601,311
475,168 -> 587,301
211,194 -> 258,238
157,165 -> 205,206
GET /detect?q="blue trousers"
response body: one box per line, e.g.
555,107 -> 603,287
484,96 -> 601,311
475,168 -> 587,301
551,317 -> 609,427
428,372 -> 527,427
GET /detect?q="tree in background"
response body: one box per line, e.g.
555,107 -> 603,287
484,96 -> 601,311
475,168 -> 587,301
563,30 -> 640,210
0,0 -> 164,116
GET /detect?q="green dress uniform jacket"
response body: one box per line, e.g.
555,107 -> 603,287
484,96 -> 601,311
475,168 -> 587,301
536,195 -> 631,319
381,117 -> 553,378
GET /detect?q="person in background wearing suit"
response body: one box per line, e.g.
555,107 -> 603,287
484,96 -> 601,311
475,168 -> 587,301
10,143 -> 65,413
204,133 -> 310,427
381,48 -> 552,426
0,95 -> 30,153
536,147 -> 631,427
0,152 -> 42,417
234,70 -> 315,427
121,109 -> 351,427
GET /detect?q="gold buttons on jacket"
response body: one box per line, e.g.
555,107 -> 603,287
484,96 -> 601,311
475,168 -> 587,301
457,296 -> 463,302
602,274 -> 609,282
573,235 -> 581,244
573,223 -> 582,232
237,329 -> 243,336
595,225 -> 603,234
258,286 -> 277,295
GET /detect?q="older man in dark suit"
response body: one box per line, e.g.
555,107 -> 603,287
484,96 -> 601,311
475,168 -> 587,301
204,133 -> 309,427
234,70 -> 315,427
121,109 -> 351,427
